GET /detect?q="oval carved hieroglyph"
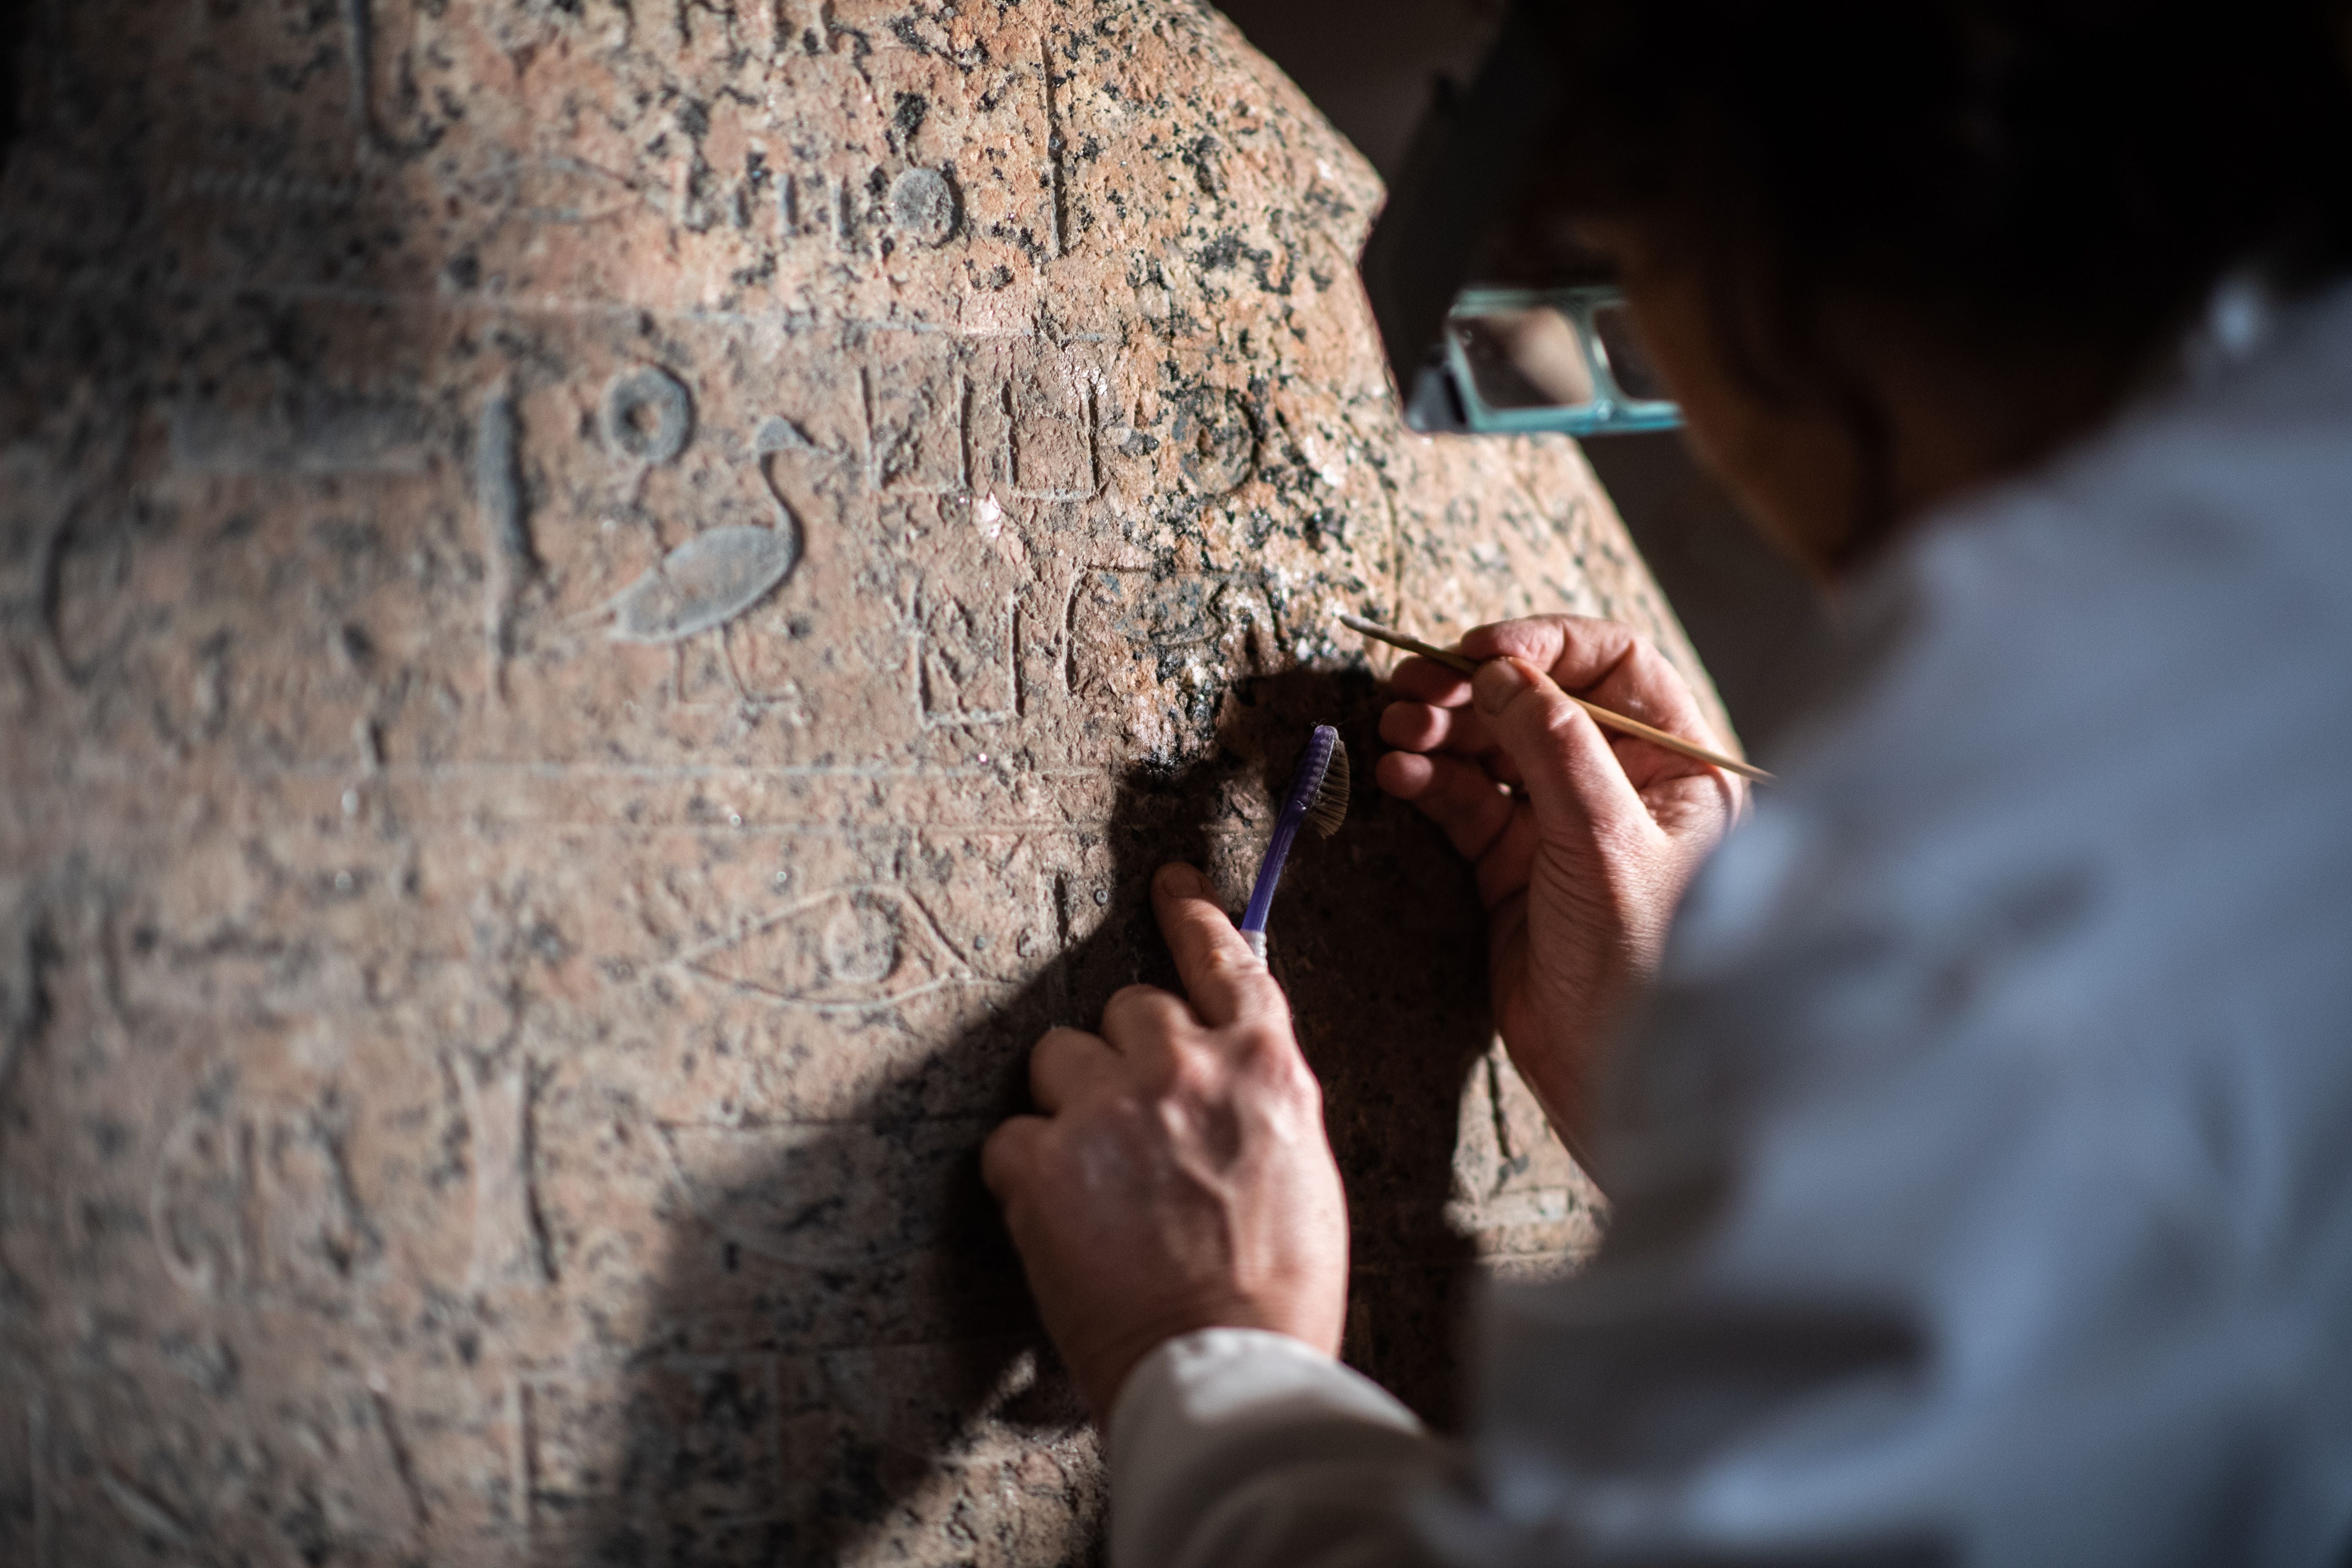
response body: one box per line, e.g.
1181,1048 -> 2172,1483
1,3 -> 1715,1560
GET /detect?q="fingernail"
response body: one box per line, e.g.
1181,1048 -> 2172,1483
1473,657 -> 1533,716
1157,862 -> 1205,896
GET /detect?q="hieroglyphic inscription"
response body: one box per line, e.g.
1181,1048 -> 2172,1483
605,526 -> 805,645
862,357 -> 968,496
1,1 -> 1699,1561
1040,35 -> 1069,257
342,0 -> 435,157
455,1056 -> 555,1293
479,386 -> 533,696
476,390 -> 532,568
919,584 -> 1020,725
602,367 -> 696,467
684,884 -> 972,1015
824,338 -> 1107,504
888,168 -> 962,247
1175,391 -> 1259,496
149,1096 -> 382,1304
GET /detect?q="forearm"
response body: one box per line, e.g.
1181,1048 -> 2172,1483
1110,1329 -> 1454,1568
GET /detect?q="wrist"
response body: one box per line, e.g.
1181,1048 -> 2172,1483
1507,961 -> 1653,1155
1073,1293 -> 1341,1423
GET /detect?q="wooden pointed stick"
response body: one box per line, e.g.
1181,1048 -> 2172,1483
1338,613 -> 1774,784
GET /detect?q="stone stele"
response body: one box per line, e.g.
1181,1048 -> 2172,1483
0,3 -> 1731,1563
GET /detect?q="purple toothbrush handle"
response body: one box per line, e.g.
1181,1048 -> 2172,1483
1239,724 -> 1338,937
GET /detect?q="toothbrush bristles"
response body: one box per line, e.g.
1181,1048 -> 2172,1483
1305,743 -> 1350,838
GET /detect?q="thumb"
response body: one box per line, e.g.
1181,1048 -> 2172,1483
1152,863 -> 1287,1029
1473,657 -> 1650,842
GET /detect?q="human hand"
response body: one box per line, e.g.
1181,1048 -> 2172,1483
1375,617 -> 1745,1152
982,863 -> 1350,1421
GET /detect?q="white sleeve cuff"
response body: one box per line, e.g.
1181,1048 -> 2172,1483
1108,1328 -> 1430,1568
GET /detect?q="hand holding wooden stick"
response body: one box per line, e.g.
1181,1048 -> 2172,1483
1338,613 -> 1773,784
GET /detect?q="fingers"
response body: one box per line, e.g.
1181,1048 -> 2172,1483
980,1114 -> 1046,1202
1472,656 -> 1652,844
1151,863 -> 1286,1030
1374,750 -> 1516,860
1025,863 -> 1290,1122
1460,617 -> 1721,767
1380,615 -> 1721,766
1390,616 -> 1696,738
1459,615 -> 1634,691
1099,983 -> 1195,1054
1385,654 -> 1475,706
1030,1026 -> 1120,1113
1377,697 -> 1492,757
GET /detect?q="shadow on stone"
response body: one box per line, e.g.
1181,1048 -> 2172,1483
557,666 -> 1495,1565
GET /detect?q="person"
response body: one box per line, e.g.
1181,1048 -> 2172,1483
981,5 -> 2352,1564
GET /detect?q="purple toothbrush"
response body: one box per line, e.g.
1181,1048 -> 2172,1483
1238,724 -> 1352,959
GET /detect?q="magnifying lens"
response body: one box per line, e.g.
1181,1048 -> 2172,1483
1358,3 -> 1681,438
1438,285 -> 1679,436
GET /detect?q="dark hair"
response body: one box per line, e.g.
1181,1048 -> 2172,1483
1527,1 -> 2352,554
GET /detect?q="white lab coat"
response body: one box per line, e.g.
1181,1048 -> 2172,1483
1108,278 -> 2352,1568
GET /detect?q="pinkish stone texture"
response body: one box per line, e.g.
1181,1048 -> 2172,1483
0,3 -> 1725,1563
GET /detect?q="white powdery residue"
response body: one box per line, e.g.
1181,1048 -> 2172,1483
1300,435 -> 1346,490
973,494 -> 1030,575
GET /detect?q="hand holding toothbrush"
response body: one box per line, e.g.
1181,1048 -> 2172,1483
982,863 -> 1349,1421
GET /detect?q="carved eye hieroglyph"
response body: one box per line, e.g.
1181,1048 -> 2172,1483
682,885 -> 971,1013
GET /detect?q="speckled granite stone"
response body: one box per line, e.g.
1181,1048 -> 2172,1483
0,3 -> 1722,1562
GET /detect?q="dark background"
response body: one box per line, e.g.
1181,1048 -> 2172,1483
1217,0 -> 1833,753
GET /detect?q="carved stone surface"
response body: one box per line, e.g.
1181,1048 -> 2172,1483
0,4 -> 1725,1563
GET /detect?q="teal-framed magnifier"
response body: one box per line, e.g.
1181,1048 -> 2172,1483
1356,3 -> 1682,439
1439,286 -> 1681,436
